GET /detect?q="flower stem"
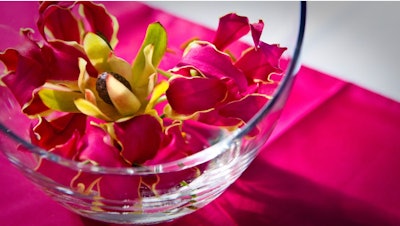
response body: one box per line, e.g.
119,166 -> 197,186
157,69 -> 173,79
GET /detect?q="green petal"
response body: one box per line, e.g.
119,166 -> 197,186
132,45 -> 157,100
38,86 -> 83,113
78,58 -> 97,92
145,80 -> 169,112
83,32 -> 111,72
131,22 -> 167,90
74,98 -> 112,121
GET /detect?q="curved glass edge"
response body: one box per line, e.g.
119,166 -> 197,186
237,1 -> 307,137
0,2 -> 307,175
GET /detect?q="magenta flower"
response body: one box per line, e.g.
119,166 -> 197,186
0,2 -> 286,201
1,2 -> 116,116
165,13 -> 286,132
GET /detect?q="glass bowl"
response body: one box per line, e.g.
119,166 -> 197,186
0,1 -> 306,225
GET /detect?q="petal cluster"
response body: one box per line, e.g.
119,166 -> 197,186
0,2 -> 286,201
165,13 -> 287,131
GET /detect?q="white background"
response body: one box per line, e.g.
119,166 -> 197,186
146,1 -> 400,102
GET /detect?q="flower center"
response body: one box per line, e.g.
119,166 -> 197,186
96,72 -> 132,105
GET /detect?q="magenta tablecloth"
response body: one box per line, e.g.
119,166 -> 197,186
1,2 -> 400,226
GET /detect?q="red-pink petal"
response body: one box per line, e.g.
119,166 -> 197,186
197,110 -> 242,127
166,76 -> 228,115
181,120 -> 225,151
30,113 -> 86,150
0,29 -> 86,112
38,1 -> 74,14
49,39 -> 99,78
0,48 -> 18,72
0,45 -> 46,108
178,42 -> 248,91
212,13 -> 250,50
146,120 -> 221,165
257,81 -> 280,96
258,42 -> 287,69
37,4 -> 81,42
97,175 -> 141,201
70,171 -> 102,195
219,94 -> 269,123
114,115 -> 163,164
22,91 -> 50,115
97,174 -> 158,202
79,1 -> 117,45
78,122 -> 129,167
235,42 -> 286,83
42,42 -> 83,81
146,122 -> 191,165
169,65 -> 199,78
250,20 -> 264,47
34,131 -> 82,186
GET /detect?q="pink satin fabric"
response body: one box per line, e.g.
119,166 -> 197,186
1,2 -> 400,225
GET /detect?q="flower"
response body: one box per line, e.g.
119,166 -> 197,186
0,1 -> 286,201
165,13 -> 287,131
1,2 -> 117,115
38,21 -> 167,122
1,2 -> 168,164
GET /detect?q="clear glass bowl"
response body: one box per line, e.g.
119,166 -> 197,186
0,2 -> 306,225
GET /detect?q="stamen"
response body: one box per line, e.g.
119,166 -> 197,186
96,72 -> 132,105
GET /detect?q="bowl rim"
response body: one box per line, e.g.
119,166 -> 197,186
0,2 -> 307,175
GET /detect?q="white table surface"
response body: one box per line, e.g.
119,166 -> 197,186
146,1 -> 400,103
